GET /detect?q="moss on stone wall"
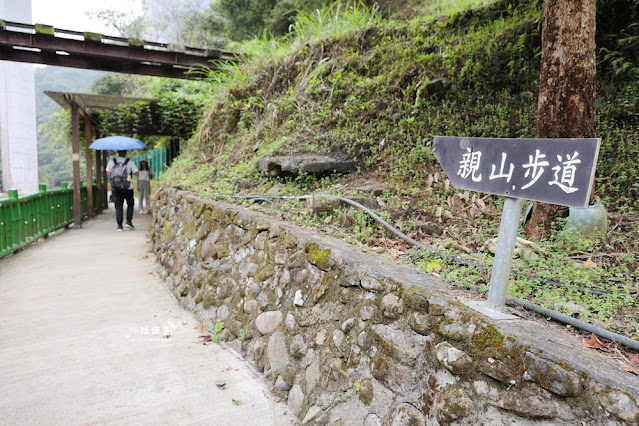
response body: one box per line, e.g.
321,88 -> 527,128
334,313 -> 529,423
186,222 -> 196,239
306,243 -> 331,270
163,221 -> 172,242
152,189 -> 639,425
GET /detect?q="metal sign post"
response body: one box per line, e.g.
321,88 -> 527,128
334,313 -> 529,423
486,197 -> 523,312
433,136 -> 600,319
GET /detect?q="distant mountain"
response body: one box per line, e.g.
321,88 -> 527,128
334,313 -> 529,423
35,66 -> 105,187
35,66 -> 105,126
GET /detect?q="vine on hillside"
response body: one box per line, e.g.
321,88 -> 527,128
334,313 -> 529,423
97,97 -> 202,139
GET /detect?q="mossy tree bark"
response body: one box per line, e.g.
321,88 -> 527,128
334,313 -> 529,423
524,0 -> 597,241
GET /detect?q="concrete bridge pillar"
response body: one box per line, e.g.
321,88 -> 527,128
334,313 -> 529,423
0,0 -> 38,194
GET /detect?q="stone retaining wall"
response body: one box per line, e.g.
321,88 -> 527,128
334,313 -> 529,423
152,188 -> 639,425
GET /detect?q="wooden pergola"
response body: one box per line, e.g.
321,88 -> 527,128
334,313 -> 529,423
46,91 -> 161,227
0,19 -> 235,226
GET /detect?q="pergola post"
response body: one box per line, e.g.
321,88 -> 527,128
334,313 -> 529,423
95,129 -> 102,213
102,151 -> 109,209
84,116 -> 94,218
71,101 -> 81,227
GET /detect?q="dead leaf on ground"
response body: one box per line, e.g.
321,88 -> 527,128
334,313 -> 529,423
425,261 -> 442,273
583,257 -> 598,269
476,198 -> 486,210
447,194 -> 462,208
388,250 -> 402,259
582,333 -> 609,351
199,335 -> 212,345
629,353 -> 639,366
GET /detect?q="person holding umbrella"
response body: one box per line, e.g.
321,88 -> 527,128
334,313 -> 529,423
90,136 -> 147,232
106,150 -> 139,231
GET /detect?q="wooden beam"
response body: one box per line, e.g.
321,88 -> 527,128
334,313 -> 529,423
71,101 -> 81,227
2,20 -> 239,58
0,30 -> 228,64
85,118 -> 94,218
0,25 -> 235,80
0,46 -> 201,80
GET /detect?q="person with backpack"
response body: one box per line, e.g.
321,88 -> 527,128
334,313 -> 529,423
106,150 -> 139,231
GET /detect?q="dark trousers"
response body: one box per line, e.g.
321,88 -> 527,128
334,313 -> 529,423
113,188 -> 134,226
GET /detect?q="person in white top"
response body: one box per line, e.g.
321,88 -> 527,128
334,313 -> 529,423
106,150 -> 139,231
137,159 -> 153,214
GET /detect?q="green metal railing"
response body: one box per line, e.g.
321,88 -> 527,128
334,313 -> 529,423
0,183 -> 96,259
130,148 -> 167,181
80,180 -> 100,215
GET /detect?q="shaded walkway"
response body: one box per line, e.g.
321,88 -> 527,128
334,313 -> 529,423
0,208 -> 296,425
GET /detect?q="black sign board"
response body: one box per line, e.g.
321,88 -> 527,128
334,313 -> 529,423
433,137 -> 600,208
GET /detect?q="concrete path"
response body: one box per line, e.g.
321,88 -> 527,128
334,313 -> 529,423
0,207 -> 297,425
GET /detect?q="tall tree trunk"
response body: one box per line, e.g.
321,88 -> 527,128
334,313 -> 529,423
524,0 -> 597,241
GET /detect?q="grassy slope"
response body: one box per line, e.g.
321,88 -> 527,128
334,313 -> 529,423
165,0 -> 639,340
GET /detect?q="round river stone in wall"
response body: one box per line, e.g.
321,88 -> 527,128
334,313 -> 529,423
392,403 -> 425,425
286,313 -> 296,331
244,299 -> 259,314
295,269 -> 309,284
288,384 -> 304,418
365,414 -> 382,426
435,342 -> 473,375
217,305 -> 230,321
290,334 -> 307,358
255,311 -> 284,335
250,282 -> 262,296
275,375 -> 292,392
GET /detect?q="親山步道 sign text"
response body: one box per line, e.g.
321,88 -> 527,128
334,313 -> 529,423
433,136 -> 601,316
433,137 -> 600,208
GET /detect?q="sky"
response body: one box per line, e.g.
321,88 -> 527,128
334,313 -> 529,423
31,0 -> 142,36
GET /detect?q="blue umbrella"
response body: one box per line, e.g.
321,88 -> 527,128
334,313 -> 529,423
89,135 -> 147,150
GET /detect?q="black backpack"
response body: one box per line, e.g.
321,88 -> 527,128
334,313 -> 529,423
110,158 -> 130,191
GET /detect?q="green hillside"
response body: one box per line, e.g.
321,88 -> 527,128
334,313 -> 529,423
168,0 -> 638,204
160,0 -> 638,339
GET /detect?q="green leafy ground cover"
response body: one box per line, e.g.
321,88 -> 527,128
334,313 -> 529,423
161,0 -> 639,342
